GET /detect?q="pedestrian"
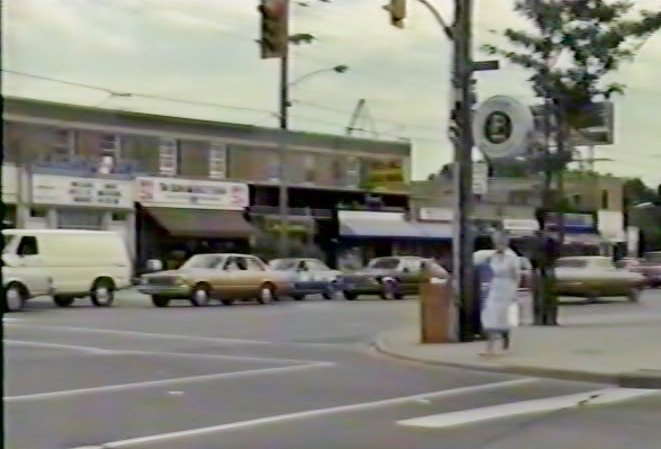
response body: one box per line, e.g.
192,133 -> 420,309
480,233 -> 522,356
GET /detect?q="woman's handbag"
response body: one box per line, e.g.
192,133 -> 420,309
508,302 -> 520,328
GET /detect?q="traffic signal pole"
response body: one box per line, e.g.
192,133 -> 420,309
450,0 -> 477,341
278,44 -> 290,257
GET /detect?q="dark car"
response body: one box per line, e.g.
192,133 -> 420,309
340,256 -> 449,301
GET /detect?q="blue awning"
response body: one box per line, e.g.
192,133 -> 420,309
413,222 -> 453,240
340,219 -> 427,239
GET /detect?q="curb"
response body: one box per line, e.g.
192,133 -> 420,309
373,335 -> 661,389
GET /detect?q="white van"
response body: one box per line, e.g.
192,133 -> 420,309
2,229 -> 132,307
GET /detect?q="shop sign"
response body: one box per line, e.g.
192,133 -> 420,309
2,164 -> 19,203
503,219 -> 540,232
545,212 -> 596,232
31,174 -> 133,209
418,207 -> 453,222
136,176 -> 249,210
363,158 -> 406,191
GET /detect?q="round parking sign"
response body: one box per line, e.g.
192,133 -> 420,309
473,96 -> 534,159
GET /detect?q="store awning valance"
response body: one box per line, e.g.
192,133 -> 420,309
413,222 -> 453,240
144,207 -> 256,238
339,218 -> 426,239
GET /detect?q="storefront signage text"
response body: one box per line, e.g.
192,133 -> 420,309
31,174 -> 133,209
136,177 -> 249,210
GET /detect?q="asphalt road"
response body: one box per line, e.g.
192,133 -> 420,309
4,290 -> 661,449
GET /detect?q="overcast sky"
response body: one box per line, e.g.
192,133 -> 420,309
3,0 -> 660,186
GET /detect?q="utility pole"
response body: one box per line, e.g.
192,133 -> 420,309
278,43 -> 290,257
450,0 -> 476,342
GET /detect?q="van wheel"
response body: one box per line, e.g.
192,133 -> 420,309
191,283 -> 212,307
91,278 -> 115,307
54,295 -> 75,307
151,295 -> 170,308
3,283 -> 27,312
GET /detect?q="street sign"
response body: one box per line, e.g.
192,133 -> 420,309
473,96 -> 535,159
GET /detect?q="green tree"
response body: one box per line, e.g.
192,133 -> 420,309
483,0 -> 661,325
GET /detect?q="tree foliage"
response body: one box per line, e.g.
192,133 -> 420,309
483,0 -> 661,126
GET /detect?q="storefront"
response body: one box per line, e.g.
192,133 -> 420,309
545,212 -> 604,256
30,173 -> 135,253
135,176 -> 256,268
2,164 -> 18,229
336,209 -> 451,267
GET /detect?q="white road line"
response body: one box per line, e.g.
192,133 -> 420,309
4,362 -> 333,403
4,339 -> 113,354
397,387 -> 661,429
4,323 -> 273,345
4,339 -> 326,365
92,378 -> 537,448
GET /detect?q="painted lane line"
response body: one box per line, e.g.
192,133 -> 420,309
4,362 -> 333,403
397,387 -> 661,429
4,323 -> 273,345
93,378 -> 537,448
4,339 -> 114,355
4,339 -> 327,365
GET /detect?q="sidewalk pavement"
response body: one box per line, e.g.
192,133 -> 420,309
374,312 -> 661,388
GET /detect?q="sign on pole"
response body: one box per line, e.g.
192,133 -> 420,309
472,160 -> 488,195
473,96 -> 535,160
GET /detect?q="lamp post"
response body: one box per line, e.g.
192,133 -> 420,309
277,62 -> 348,257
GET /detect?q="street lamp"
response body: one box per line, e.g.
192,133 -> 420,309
277,63 -> 348,257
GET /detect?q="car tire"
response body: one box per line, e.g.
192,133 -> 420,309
90,278 -> 115,307
3,283 -> 27,312
292,294 -> 306,301
257,283 -> 276,304
191,283 -> 212,307
627,287 -> 641,303
221,299 -> 234,306
343,291 -> 358,301
151,295 -> 170,308
53,295 -> 75,308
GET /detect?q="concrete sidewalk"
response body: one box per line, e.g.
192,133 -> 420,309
374,316 -> 661,388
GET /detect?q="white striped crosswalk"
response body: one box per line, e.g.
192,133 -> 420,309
398,387 -> 660,429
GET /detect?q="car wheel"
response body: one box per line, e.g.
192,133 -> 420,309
292,294 -> 306,301
3,283 -> 27,312
53,295 -> 75,308
151,295 -> 170,308
221,299 -> 234,306
343,291 -> 358,301
257,283 -> 276,304
191,284 -> 212,307
380,280 -> 398,300
627,287 -> 641,303
90,278 -> 115,307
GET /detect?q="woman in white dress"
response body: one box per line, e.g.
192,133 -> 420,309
481,234 -> 521,356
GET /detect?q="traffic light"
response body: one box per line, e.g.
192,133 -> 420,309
385,0 -> 406,29
258,0 -> 288,59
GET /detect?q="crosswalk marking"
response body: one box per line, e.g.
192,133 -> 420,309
397,387 -> 660,429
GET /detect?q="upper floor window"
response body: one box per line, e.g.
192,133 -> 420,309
345,157 -> 361,188
209,142 -> 227,180
573,194 -> 582,207
303,154 -> 316,184
50,128 -> 75,163
99,134 -> 121,157
159,137 -> 179,176
601,190 -> 609,209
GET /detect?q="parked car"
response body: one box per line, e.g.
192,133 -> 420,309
554,256 -> 647,302
269,258 -> 343,300
629,252 -> 661,288
138,253 -> 292,307
2,265 -> 54,312
340,256 -> 449,301
1,229 -> 132,308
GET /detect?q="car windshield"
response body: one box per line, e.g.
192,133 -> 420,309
368,258 -> 400,269
180,254 -> 225,270
269,259 -> 298,270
